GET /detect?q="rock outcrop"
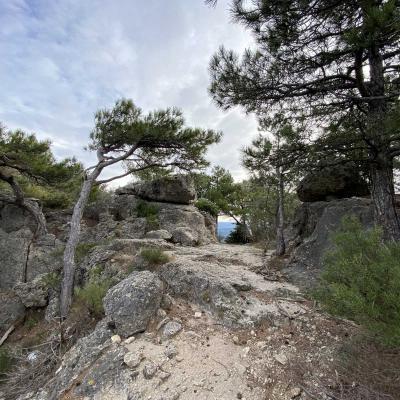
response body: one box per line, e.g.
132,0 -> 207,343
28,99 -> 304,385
284,197 -> 374,288
116,175 -> 196,204
296,164 -> 369,202
103,271 -> 164,337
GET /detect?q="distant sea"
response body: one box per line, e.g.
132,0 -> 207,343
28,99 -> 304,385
217,221 -> 236,241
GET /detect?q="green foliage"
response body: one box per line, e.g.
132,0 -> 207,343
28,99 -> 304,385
24,316 -> 39,330
140,247 -> 170,265
195,198 -> 219,217
41,272 -> 61,290
136,200 -> 159,218
75,243 -> 97,264
75,279 -> 111,317
0,126 -> 83,208
225,224 -> 250,244
0,347 -> 13,375
313,216 -> 400,347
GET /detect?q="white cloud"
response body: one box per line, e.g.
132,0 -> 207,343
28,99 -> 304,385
0,0 -> 258,183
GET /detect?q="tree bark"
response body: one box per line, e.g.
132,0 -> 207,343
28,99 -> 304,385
366,43 -> 400,241
370,155 -> 400,241
275,167 -> 285,255
0,172 -> 47,236
59,168 -> 101,318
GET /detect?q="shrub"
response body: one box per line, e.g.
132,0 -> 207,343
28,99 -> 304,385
225,224 -> 250,244
75,243 -> 96,263
136,201 -> 159,218
75,279 -> 112,317
195,198 -> 219,217
140,247 -> 170,265
0,347 -> 13,376
313,216 -> 400,347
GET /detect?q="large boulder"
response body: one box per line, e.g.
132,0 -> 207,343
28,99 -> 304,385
296,164 -> 369,202
284,197 -> 374,288
14,274 -> 49,308
117,175 -> 196,204
103,271 -> 163,337
0,291 -> 25,329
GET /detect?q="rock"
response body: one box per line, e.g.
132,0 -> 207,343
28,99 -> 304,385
274,352 -> 288,365
117,175 -> 196,205
123,351 -> 143,368
284,197 -> 374,288
145,229 -> 172,240
194,311 -> 202,319
0,291 -> 25,329
143,361 -> 158,379
162,321 -> 182,338
164,343 -> 178,359
296,164 -> 369,202
161,294 -> 174,310
288,387 -> 302,398
14,274 -> 49,308
50,319 -> 115,398
171,227 -> 196,246
45,294 -> 60,322
124,336 -> 136,345
111,335 -> 122,344
103,271 -> 163,337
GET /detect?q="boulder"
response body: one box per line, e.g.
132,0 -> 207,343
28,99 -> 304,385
0,291 -> 25,329
14,274 -> 49,308
296,164 -> 369,202
145,229 -> 173,240
284,197 -> 374,288
117,175 -> 196,205
103,271 -> 163,337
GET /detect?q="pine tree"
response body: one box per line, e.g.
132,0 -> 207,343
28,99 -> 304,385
209,0 -> 400,240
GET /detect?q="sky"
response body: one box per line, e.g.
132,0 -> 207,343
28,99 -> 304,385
0,0 -> 259,185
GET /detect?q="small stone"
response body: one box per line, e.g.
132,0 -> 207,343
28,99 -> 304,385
162,321 -> 182,338
175,356 -> 184,362
194,312 -> 202,318
158,309 -> 167,318
165,343 -> 178,359
143,361 -> 158,379
111,335 -> 122,344
274,353 -> 288,365
233,336 -> 239,345
124,352 -> 143,369
159,370 -> 171,381
157,317 -> 171,331
289,387 -> 302,398
124,336 -> 136,344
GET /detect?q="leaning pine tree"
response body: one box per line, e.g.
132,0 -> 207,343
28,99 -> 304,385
60,99 -> 221,318
209,0 -> 400,241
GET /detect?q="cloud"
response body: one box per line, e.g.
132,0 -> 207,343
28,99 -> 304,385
0,0 -> 257,184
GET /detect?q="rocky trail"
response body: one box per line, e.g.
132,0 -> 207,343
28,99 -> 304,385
42,243 -> 353,400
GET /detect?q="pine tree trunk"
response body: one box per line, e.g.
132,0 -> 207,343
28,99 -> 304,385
60,169 -> 101,318
275,167 -> 285,256
370,155 -> 400,241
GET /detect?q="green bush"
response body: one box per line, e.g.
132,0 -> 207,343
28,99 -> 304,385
136,201 -> 159,218
0,347 -> 13,376
140,247 -> 170,265
195,198 -> 219,217
75,243 -> 96,263
225,224 -> 250,244
313,216 -> 400,347
75,278 -> 112,317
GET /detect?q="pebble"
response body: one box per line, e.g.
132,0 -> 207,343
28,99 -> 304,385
111,335 -> 121,344
143,361 -> 158,379
165,343 -> 178,359
124,352 -> 143,368
124,336 -> 136,344
273,353 -> 288,365
194,311 -> 202,318
288,387 -> 302,398
162,321 -> 183,338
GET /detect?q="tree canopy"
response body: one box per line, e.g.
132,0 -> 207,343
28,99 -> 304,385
209,0 -> 400,240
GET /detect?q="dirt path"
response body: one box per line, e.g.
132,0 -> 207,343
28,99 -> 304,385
88,243 -> 353,400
